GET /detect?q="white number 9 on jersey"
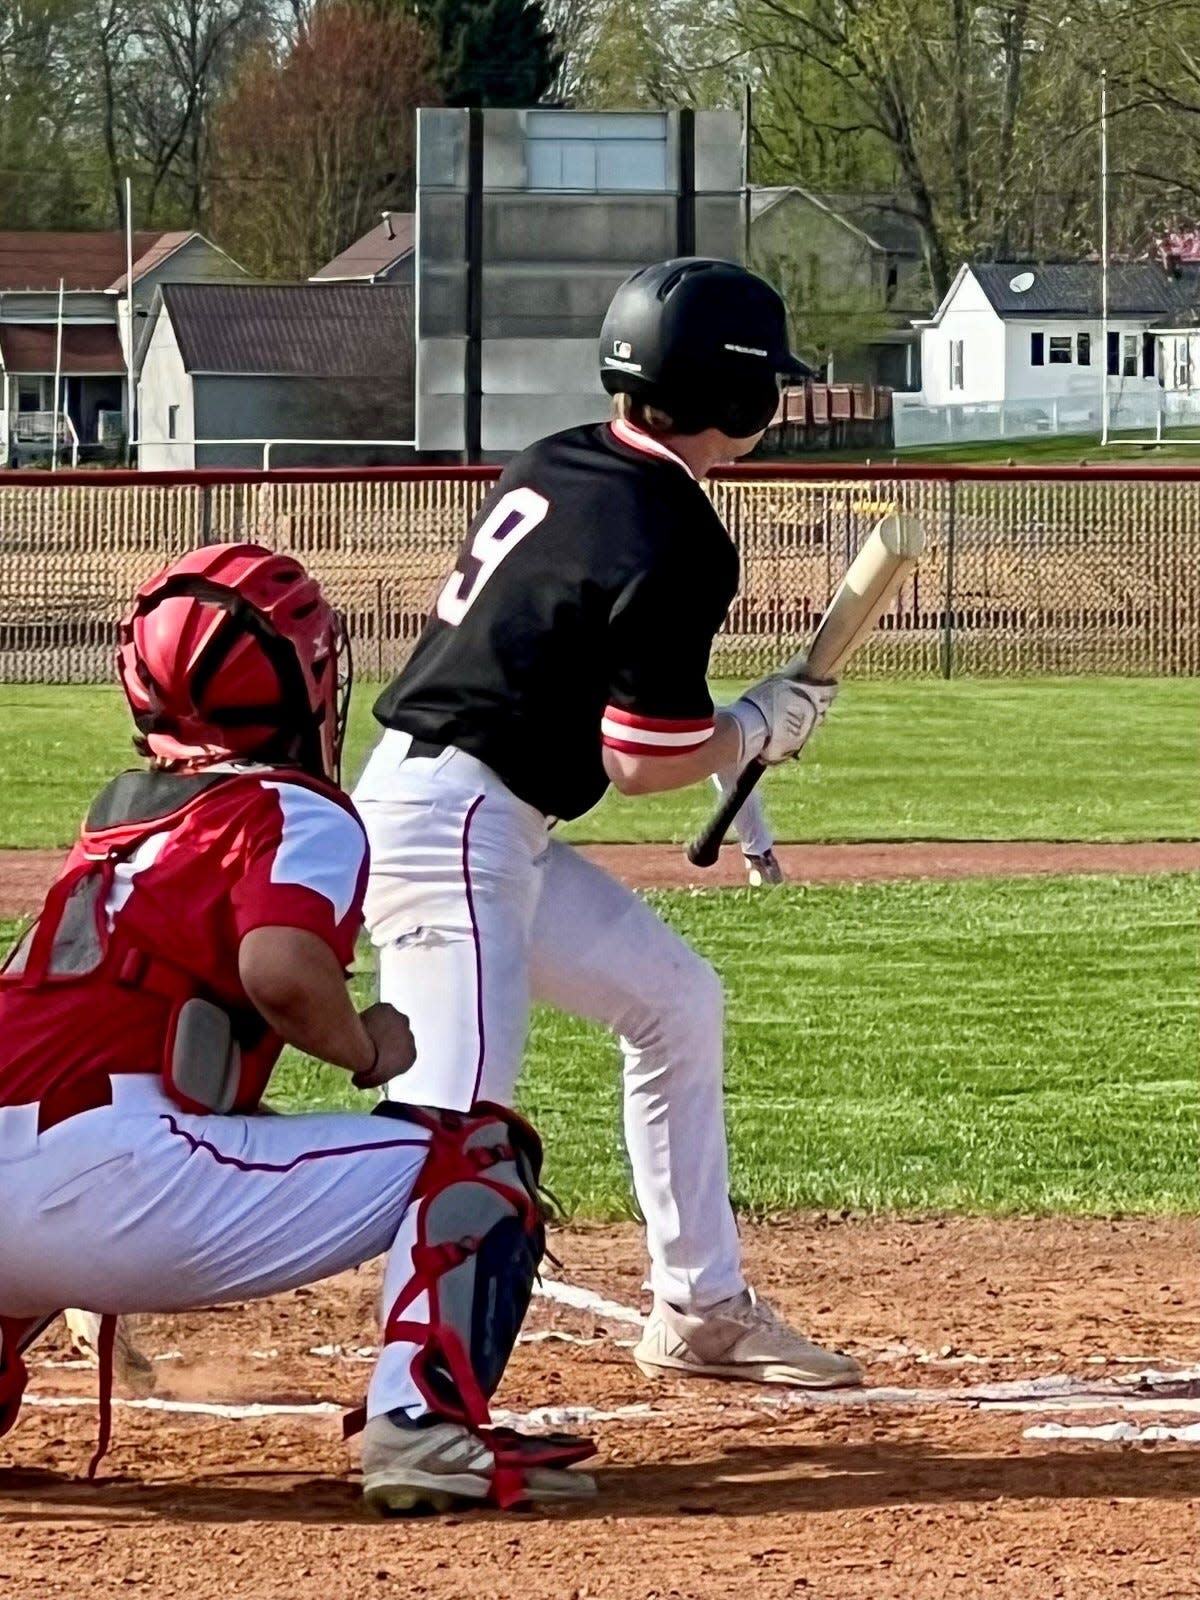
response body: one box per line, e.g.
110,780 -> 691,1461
435,487 -> 550,626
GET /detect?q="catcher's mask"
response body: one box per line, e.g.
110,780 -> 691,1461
117,542 -> 351,783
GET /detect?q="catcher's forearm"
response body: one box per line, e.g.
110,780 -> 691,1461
238,927 -> 376,1076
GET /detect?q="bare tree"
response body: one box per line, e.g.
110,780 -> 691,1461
210,3 -> 439,278
122,0 -> 271,225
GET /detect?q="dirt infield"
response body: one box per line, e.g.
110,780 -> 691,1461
6,1216 -> 1200,1600
1,838 -> 1198,919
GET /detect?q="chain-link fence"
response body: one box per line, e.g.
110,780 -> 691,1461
2,465 -> 1198,682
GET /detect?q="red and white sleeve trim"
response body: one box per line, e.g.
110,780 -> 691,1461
601,703 -> 715,755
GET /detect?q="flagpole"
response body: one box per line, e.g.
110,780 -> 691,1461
1100,70 -> 1110,447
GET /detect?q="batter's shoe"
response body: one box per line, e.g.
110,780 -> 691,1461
63,1310 -> 156,1397
361,1412 -> 597,1515
744,850 -> 784,887
633,1288 -> 863,1388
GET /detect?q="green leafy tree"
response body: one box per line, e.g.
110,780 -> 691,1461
737,0 -> 1110,298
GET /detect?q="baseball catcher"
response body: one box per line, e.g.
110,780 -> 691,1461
354,258 -> 863,1389
0,543 -> 594,1512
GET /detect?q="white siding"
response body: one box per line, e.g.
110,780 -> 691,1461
920,269 -> 1006,404
137,311 -> 194,469
1004,317 -> 1156,401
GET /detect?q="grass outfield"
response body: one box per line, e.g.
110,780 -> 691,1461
11,872 -> 1173,1219
766,429 -> 1200,466
2,877 -> 1194,1213
1,677 -> 1196,848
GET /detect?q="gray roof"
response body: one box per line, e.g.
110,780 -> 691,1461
311,216 -> 415,282
160,281 -> 413,375
972,261 -> 1200,319
750,187 -> 923,257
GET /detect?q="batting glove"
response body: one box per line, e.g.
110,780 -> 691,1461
729,675 -> 838,765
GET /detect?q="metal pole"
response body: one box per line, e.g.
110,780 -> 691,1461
125,176 -> 136,466
741,81 -> 752,266
464,107 -> 484,466
940,480 -> 957,680
51,278 -> 64,472
1100,71 -> 1110,447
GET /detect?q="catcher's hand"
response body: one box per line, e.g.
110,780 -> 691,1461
353,1002 -> 417,1090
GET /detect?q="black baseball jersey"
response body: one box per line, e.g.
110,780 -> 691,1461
373,420 -> 738,820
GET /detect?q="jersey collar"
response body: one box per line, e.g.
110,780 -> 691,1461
607,418 -> 697,481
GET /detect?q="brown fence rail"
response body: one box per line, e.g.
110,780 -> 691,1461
2,464 -> 1199,682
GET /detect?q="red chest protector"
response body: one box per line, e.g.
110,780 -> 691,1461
0,765 -> 345,1115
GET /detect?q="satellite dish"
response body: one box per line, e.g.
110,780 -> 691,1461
1009,271 -> 1036,293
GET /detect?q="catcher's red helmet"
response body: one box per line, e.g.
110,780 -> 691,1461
117,542 -> 350,780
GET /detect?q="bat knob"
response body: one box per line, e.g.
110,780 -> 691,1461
686,837 -> 721,869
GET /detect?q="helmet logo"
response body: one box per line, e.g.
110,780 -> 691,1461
613,339 -> 633,359
724,343 -> 769,358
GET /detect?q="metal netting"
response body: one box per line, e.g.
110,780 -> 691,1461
1,469 -> 1198,682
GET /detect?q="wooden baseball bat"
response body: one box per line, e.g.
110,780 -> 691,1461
686,512 -> 927,869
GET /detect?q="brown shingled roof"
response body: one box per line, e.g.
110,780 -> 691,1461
161,281 -> 413,376
311,216 -> 414,282
0,231 -> 194,292
0,324 -> 125,373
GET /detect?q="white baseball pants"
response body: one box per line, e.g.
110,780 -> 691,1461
0,1075 -> 436,1422
354,732 -> 746,1311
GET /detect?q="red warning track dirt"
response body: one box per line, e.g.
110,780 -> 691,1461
5,1217 -> 1200,1600
1,839 -> 1197,918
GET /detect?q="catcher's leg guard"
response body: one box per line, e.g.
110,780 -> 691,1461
360,1102 -> 595,1510
0,1313 -> 57,1443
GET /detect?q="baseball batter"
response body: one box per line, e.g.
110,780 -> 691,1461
355,258 -> 863,1388
0,544 -> 595,1512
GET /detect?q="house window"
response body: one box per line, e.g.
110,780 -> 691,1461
1174,337 -> 1192,390
885,262 -> 898,305
167,405 -> 179,441
1031,332 -> 1045,366
949,339 -> 964,390
1122,334 -> 1138,377
1049,336 -> 1072,365
16,377 -> 42,412
1142,333 -> 1157,379
1107,331 -> 1120,374
1077,332 -> 1091,366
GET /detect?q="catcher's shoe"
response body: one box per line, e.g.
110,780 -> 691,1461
361,1412 -> 597,1516
744,849 -> 784,887
633,1288 -> 863,1388
63,1310 -> 156,1398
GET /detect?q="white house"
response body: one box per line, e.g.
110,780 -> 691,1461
0,230 -> 245,464
899,261 -> 1200,444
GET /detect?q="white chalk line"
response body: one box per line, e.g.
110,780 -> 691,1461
27,1275 -> 1200,1443
533,1276 -> 645,1328
21,1392 -> 657,1430
1026,1421 -> 1200,1444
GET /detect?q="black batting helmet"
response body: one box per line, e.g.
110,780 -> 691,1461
599,258 -> 810,437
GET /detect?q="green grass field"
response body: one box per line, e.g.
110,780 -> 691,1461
11,873 -> 1184,1218
3,677 -> 1196,1222
2,677 -> 1196,848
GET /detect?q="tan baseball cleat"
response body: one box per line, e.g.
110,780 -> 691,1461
361,1413 -> 597,1516
633,1288 -> 863,1388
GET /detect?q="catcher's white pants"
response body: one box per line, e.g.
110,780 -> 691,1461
355,732 -> 746,1310
0,1075 -> 435,1421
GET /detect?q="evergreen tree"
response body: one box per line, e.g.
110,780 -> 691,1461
421,0 -> 559,107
